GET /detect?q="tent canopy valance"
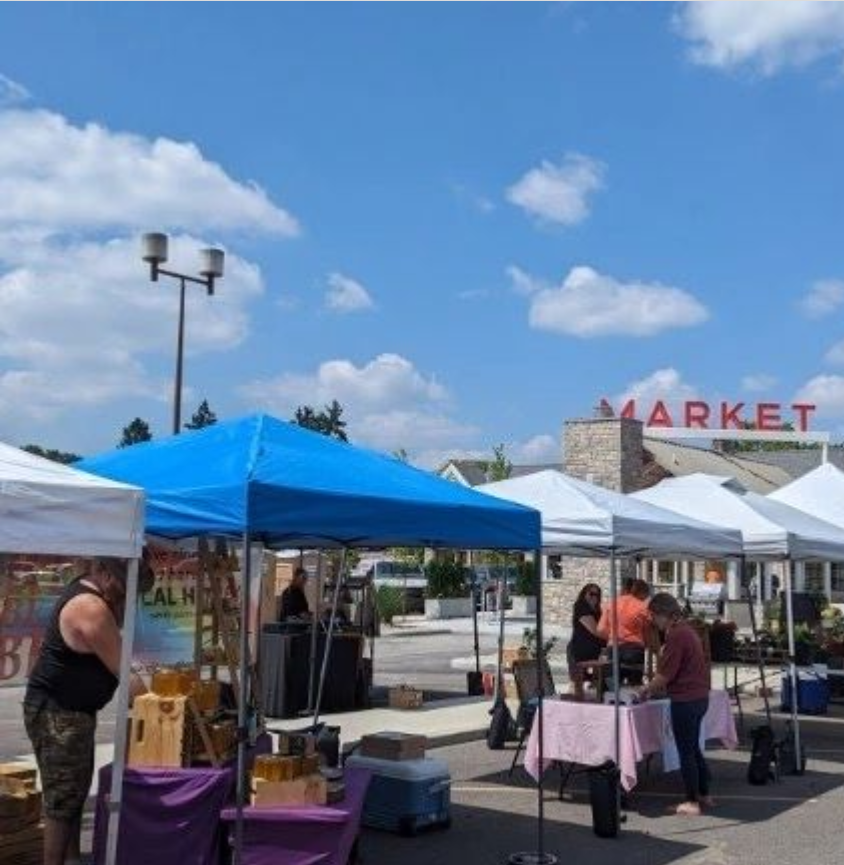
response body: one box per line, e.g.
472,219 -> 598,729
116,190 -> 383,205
632,472 -> 844,562
476,469 -> 743,559
78,414 -> 540,551
0,441 -> 144,558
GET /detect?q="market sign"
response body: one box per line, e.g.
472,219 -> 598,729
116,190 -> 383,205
598,398 -> 817,432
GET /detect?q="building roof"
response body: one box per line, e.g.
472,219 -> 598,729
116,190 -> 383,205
438,459 -> 562,487
731,447 -> 844,480
642,438 -> 793,493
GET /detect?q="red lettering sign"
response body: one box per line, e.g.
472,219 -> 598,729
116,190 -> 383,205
756,402 -> 782,431
684,401 -> 710,428
619,399 -> 635,419
647,400 -> 673,427
792,403 -> 816,432
720,401 -> 745,429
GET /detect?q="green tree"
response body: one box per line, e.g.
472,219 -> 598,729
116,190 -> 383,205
717,422 -> 819,454
21,445 -> 81,465
292,401 -> 348,441
487,443 -> 512,481
184,399 -> 218,431
392,448 -> 409,463
119,418 -> 153,448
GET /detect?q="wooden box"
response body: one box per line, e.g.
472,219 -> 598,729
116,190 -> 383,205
0,765 -> 36,792
388,686 -> 423,710
128,694 -> 189,768
251,774 -> 327,808
0,821 -> 44,865
360,732 -> 427,761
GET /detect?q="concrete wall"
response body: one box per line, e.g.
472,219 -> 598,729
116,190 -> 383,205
544,418 -> 643,625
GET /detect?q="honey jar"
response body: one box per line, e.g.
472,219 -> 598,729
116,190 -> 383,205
151,668 -> 181,697
193,680 -> 221,712
252,754 -> 274,782
301,754 -> 321,776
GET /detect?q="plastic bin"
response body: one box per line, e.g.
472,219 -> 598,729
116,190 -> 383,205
345,754 -> 451,836
781,669 -> 830,715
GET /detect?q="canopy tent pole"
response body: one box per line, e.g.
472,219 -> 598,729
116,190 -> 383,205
535,552 -> 546,862
610,551 -> 621,828
233,533 -> 253,865
104,558 -> 140,865
743,557 -> 772,725
313,548 -> 348,728
784,559 -> 802,767
471,570 -> 481,681
306,551 -> 324,713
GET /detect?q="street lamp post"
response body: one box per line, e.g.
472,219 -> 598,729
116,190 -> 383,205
141,233 -> 225,434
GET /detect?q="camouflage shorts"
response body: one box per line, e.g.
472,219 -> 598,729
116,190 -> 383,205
23,704 -> 96,821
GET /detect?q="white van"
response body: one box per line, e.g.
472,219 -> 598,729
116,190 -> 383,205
365,559 -> 427,612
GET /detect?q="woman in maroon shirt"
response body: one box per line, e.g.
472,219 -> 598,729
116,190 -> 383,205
639,593 -> 712,815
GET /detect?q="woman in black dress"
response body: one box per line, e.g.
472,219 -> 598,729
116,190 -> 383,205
567,583 -> 606,700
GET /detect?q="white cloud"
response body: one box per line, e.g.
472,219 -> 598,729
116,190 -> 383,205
324,272 -> 374,313
0,73 -> 30,107
0,108 -> 299,236
0,103 -> 298,437
741,373 -> 778,392
825,340 -> 844,366
507,265 -> 543,296
799,279 -> 844,319
511,433 -> 560,464
616,368 -> 700,409
676,1 -> 844,75
506,153 -> 605,226
451,183 -> 495,214
240,353 -> 478,461
794,374 -> 844,417
0,234 -> 263,422
517,265 -> 709,337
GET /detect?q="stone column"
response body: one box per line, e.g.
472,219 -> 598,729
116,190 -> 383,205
544,417 -> 644,624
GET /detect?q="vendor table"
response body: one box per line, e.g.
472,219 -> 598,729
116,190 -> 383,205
524,690 -> 737,792
219,767 -> 371,865
260,628 -> 365,718
92,734 -> 272,865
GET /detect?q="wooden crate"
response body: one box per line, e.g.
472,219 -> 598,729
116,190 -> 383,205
0,822 -> 43,865
0,766 -> 36,792
360,732 -> 426,761
388,686 -> 423,710
251,774 -> 327,808
128,694 -> 189,767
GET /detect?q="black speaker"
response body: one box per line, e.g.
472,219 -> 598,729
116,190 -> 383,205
466,671 -> 484,696
588,762 -> 620,838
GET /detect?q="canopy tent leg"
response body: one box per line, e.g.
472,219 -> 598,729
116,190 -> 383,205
610,551 -> 622,828
313,548 -> 348,728
104,557 -> 140,865
784,560 -> 802,768
743,557 -> 772,725
233,533 -> 254,865
306,551 -> 324,713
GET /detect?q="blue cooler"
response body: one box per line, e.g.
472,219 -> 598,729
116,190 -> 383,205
345,754 -> 451,836
781,669 -> 830,715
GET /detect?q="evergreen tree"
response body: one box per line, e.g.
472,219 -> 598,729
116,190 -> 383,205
292,401 -> 348,441
184,399 -> 218,431
21,444 -> 80,465
119,417 -> 153,448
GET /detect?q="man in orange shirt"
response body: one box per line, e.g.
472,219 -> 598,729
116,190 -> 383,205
598,578 -> 651,685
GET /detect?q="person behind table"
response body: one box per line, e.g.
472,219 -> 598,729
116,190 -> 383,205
279,566 -> 311,620
23,555 -> 154,865
638,592 -> 712,816
566,583 -> 606,700
597,578 -> 651,685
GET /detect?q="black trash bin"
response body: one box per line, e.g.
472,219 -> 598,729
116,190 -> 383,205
588,762 -> 620,838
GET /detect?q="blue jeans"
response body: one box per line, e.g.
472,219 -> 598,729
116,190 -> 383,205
670,697 -> 710,802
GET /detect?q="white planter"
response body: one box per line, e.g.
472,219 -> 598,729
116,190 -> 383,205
511,595 -> 537,617
424,597 -> 473,620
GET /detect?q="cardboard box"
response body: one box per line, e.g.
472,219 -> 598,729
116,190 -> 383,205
251,774 -> 327,808
360,732 -> 427,762
388,686 -> 423,710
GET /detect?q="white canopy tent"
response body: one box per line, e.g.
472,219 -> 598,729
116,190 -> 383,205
769,462 -> 844,530
0,441 -> 144,865
476,470 -> 744,558
633,472 -> 844,762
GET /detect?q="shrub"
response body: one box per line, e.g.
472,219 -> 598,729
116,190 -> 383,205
374,584 -> 404,625
514,560 -> 536,596
425,559 -> 469,599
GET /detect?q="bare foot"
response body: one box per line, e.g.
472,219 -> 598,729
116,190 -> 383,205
675,801 -> 702,816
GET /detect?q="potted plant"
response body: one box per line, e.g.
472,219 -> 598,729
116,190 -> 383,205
510,560 -> 537,617
520,627 -> 558,660
792,623 -> 820,666
423,559 -> 473,620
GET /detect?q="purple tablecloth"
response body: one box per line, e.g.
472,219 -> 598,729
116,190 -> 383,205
93,734 -> 273,865
219,768 -> 372,865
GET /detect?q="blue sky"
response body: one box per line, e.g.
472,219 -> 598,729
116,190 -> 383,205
3,2 -> 844,465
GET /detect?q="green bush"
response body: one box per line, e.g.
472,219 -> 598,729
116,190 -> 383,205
425,559 -> 469,599
374,584 -> 404,625
515,560 -> 536,596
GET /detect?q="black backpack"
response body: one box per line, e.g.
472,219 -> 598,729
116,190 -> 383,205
487,698 -> 515,750
747,725 -> 778,785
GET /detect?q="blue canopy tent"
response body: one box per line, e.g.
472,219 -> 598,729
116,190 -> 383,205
79,414 -> 545,864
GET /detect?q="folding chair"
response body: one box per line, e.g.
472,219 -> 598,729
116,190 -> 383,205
508,658 -> 556,777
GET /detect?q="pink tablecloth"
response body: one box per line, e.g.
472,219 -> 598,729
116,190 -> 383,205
524,690 -> 737,792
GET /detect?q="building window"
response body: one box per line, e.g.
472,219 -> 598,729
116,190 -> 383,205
832,564 -> 844,603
